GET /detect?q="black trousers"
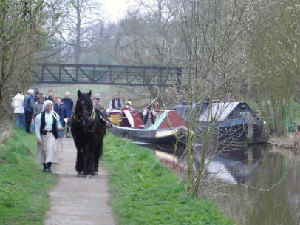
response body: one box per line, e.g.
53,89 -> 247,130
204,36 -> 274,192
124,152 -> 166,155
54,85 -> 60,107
25,111 -> 33,133
143,115 -> 155,125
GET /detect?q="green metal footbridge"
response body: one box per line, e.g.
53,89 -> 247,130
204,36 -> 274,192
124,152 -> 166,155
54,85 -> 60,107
32,64 -> 182,87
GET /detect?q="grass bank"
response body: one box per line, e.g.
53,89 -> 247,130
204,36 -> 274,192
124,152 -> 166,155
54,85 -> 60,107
0,129 -> 58,225
102,133 -> 235,225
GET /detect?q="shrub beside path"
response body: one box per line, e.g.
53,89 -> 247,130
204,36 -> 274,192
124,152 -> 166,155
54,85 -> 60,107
44,138 -> 115,225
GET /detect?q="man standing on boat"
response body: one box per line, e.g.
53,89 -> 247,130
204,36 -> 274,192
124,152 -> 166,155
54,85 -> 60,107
142,105 -> 156,125
109,94 -> 123,110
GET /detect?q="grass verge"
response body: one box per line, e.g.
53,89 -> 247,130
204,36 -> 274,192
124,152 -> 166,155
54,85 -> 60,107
0,129 -> 58,225
102,133 -> 235,225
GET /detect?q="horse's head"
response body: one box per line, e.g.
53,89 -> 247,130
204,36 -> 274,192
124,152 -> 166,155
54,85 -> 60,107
75,90 -> 93,128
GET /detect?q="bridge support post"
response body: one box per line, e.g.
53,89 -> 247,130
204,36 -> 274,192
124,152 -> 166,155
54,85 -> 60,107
76,65 -> 78,82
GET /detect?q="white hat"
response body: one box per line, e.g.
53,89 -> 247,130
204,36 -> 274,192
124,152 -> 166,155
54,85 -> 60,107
93,93 -> 101,99
27,89 -> 34,95
42,100 -> 53,111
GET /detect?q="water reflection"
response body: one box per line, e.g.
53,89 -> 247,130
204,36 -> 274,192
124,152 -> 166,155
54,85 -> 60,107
205,155 -> 260,184
144,141 -> 300,225
202,146 -> 300,225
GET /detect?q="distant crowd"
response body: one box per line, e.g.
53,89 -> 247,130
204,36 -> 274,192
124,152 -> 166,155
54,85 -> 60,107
11,89 -> 161,133
11,88 -> 73,137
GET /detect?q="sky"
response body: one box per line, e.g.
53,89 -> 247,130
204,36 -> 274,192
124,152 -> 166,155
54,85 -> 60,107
101,0 -> 135,22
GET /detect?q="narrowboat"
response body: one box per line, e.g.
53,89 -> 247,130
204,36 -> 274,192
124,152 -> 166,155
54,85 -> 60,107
173,102 -> 263,144
108,108 -> 187,153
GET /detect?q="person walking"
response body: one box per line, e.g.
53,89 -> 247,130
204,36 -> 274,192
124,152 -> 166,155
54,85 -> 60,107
62,92 -> 73,137
33,93 -> 45,119
54,97 -> 67,153
45,90 -> 55,102
35,100 -> 62,173
54,97 -> 67,137
92,93 -> 111,175
33,87 -> 39,102
11,91 -> 25,128
24,89 -> 35,133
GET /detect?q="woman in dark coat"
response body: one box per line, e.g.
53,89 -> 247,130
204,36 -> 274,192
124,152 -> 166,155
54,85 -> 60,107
54,97 -> 67,138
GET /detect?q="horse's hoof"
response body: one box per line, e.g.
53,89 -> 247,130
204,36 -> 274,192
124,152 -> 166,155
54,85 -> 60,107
44,168 -> 51,173
94,171 -> 98,176
84,174 -> 93,178
76,172 -> 84,177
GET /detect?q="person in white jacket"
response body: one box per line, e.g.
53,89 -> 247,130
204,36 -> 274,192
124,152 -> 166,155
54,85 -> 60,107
35,100 -> 62,173
11,91 -> 25,128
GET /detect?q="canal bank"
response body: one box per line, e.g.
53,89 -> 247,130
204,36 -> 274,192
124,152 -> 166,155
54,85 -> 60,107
150,142 -> 300,225
102,133 -> 235,225
0,129 -> 58,225
268,133 -> 300,153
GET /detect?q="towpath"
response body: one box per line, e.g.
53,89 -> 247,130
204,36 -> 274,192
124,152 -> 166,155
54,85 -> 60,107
44,138 -> 115,225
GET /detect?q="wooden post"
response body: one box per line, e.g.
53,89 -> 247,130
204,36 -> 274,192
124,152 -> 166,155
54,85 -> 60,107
247,146 -> 253,165
247,117 -> 254,144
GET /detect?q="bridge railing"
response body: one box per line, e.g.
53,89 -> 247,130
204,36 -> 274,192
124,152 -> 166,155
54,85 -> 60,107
31,64 -> 182,87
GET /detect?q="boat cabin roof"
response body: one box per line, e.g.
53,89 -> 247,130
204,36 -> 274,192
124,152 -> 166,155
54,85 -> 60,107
173,102 -> 255,122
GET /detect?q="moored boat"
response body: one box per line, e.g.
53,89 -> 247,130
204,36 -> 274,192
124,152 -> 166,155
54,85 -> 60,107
108,108 -> 187,153
173,101 -> 263,145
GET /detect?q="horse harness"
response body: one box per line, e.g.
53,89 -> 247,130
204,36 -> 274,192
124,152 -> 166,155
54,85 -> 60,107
72,109 -> 112,133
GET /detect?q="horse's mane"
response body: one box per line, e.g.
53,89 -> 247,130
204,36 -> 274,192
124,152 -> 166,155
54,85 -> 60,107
75,90 -> 93,118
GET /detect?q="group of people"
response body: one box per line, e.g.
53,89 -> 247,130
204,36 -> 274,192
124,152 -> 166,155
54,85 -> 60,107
11,89 -> 74,173
108,96 -> 159,126
11,89 -> 73,135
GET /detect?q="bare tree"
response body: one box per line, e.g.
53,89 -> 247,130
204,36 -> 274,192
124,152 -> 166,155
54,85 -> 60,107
114,1 -> 182,106
164,0 -> 252,195
57,0 -> 102,64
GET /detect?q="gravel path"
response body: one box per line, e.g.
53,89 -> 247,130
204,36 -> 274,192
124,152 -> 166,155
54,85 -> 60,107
44,138 -> 115,225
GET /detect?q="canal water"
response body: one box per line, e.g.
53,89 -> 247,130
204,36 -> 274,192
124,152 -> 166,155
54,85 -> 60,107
202,145 -> 300,225
140,141 -> 300,225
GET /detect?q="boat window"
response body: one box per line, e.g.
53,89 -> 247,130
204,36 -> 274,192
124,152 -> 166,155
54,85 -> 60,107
239,111 -> 251,118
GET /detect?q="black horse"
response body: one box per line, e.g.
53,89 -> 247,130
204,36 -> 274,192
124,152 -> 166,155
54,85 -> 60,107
71,90 -> 111,176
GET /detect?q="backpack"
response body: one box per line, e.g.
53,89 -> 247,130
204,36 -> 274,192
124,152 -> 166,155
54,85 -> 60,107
24,96 -> 33,112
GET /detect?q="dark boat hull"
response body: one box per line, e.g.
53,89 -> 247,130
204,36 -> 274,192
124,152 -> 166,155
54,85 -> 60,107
174,102 -> 264,145
199,119 -> 263,145
109,126 -> 185,154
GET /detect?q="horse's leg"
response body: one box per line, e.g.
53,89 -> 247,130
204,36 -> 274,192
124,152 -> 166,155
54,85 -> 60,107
75,148 -> 84,173
89,147 -> 95,175
83,142 -> 95,176
74,140 -> 84,173
94,136 -> 104,173
83,144 -> 89,175
88,141 -> 95,175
